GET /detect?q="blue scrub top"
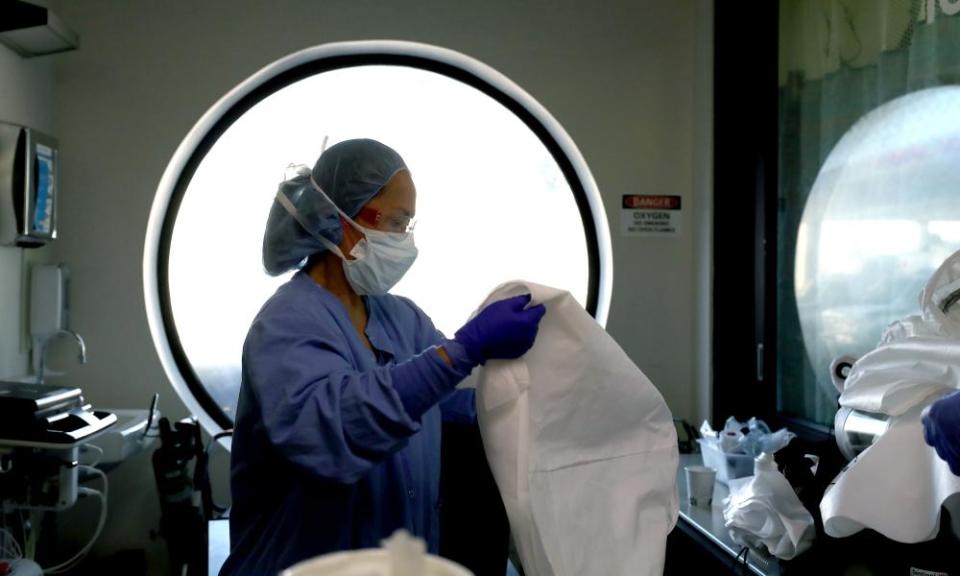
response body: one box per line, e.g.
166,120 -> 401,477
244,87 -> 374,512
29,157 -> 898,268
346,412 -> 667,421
219,272 -> 476,576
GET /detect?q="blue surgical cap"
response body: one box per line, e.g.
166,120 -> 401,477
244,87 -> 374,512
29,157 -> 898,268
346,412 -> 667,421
262,138 -> 408,276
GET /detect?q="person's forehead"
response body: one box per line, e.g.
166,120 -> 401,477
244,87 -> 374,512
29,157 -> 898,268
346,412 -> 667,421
367,171 -> 415,213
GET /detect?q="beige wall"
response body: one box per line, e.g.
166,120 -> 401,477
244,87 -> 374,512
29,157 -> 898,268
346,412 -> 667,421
29,0 -> 713,571
0,43 -> 56,380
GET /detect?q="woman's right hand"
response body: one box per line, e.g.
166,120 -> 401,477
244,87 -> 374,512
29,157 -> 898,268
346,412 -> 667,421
454,294 -> 546,365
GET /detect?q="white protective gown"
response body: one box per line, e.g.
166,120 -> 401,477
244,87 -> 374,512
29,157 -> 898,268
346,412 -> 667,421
461,281 -> 679,576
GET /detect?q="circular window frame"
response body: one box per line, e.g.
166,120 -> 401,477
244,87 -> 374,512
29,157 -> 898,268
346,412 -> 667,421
144,41 -> 613,436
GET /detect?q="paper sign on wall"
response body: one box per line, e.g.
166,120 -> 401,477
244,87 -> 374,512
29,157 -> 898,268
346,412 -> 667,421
621,195 -> 682,236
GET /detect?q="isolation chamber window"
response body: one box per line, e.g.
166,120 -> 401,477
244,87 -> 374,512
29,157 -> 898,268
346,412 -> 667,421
784,87 -> 960,421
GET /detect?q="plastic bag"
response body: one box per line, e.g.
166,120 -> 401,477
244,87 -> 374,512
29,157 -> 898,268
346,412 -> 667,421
708,417 -> 796,457
722,454 -> 815,560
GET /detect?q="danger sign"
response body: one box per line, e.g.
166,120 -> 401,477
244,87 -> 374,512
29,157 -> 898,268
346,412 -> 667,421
621,195 -> 682,236
622,195 -> 682,210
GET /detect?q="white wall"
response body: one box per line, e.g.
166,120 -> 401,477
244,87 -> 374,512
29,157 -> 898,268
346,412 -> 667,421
0,43 -> 56,379
42,0 -> 713,571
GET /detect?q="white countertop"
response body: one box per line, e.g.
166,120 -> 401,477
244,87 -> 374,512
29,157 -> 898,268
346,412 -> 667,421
676,453 -> 782,576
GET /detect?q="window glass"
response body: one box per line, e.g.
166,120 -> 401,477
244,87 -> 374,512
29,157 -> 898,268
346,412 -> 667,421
166,65 -> 591,422
789,87 -> 960,422
778,0 -> 960,424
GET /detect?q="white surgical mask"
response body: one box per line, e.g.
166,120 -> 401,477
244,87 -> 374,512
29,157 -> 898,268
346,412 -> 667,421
275,177 -> 418,295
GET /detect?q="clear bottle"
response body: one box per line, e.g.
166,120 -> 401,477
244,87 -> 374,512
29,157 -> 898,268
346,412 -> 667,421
754,451 -> 776,474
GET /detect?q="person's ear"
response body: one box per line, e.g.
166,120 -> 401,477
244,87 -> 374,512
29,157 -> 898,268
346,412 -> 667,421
338,214 -> 365,253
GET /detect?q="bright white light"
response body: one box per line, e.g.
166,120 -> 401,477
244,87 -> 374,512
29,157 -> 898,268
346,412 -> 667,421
168,65 -> 589,385
929,221 -> 960,244
818,220 -> 923,276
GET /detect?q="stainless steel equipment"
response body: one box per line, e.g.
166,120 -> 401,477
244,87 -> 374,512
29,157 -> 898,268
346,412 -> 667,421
35,329 -> 86,383
0,382 -> 115,510
831,355 -> 890,461
833,406 -> 890,462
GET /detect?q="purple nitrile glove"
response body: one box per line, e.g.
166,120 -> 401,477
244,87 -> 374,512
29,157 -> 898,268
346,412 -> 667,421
454,293 -> 546,365
922,390 -> 960,476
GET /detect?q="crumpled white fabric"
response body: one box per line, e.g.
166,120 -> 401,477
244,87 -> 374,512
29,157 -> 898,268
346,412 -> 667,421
820,402 -> 960,542
821,249 -> 960,542
460,281 -> 679,576
281,530 -> 471,576
839,250 -> 960,416
722,462 -> 815,560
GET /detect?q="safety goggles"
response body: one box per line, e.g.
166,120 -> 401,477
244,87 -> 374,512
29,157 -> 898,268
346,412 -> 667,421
356,206 -> 417,234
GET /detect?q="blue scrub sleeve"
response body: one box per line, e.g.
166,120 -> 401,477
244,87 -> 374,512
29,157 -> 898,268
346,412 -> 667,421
391,346 -> 468,420
439,389 -> 477,425
431,333 -> 478,425
246,313 -> 469,484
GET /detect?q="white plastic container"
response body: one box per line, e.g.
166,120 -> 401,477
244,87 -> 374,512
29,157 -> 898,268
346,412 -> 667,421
697,438 -> 754,484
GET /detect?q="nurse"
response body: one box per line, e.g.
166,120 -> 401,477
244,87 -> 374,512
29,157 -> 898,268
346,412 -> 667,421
219,139 -> 545,575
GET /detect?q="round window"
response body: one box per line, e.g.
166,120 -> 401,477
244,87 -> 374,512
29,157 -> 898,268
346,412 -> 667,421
796,86 -> 960,398
144,42 -> 612,436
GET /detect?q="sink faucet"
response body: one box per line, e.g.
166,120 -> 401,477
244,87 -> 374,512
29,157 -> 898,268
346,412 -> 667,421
36,329 -> 87,384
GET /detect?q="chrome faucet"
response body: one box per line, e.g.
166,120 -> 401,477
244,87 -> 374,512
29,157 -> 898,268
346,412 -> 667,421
36,329 -> 87,384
